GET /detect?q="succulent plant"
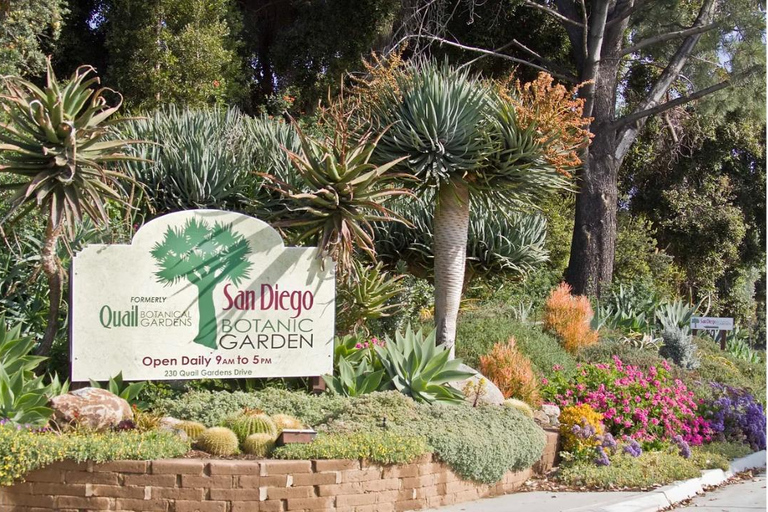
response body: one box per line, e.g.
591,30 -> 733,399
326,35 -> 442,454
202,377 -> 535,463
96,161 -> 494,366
271,414 -> 304,434
222,411 -> 278,443
177,421 -> 207,441
242,433 -> 276,457
196,427 -> 239,456
503,398 -> 534,418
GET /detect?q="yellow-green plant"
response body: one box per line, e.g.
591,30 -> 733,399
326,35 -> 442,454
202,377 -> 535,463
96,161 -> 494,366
222,410 -> 277,443
337,259 -> 404,334
559,404 -> 605,454
271,414 -> 303,434
0,59 -> 138,356
196,427 -> 239,456
242,433 -> 275,457
177,421 -> 206,441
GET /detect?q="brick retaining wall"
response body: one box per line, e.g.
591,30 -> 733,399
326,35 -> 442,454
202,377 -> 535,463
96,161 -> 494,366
1,430 -> 558,512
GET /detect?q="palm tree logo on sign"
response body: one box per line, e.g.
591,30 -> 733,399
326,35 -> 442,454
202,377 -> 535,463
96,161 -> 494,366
150,218 -> 253,349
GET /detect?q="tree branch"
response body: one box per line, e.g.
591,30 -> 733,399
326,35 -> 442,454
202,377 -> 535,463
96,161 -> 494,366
581,0 -> 611,118
621,22 -> 719,56
613,79 -> 732,129
523,0 -> 585,28
606,0 -> 654,27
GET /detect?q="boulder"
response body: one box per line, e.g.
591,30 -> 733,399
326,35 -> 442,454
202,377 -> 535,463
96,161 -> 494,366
450,364 -> 506,406
50,387 -> 133,431
542,404 -> 561,426
533,410 -> 551,427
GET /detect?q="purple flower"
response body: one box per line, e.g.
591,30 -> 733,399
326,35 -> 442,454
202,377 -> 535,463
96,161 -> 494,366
595,446 -> 611,466
674,435 -> 691,459
623,439 -> 642,457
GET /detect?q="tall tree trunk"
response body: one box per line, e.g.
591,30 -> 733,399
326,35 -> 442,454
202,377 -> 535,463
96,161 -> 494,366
38,219 -> 62,357
433,178 -> 470,356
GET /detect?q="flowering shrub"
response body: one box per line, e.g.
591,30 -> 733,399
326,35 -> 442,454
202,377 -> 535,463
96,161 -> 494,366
543,283 -> 598,353
479,338 -> 540,405
560,404 -> 605,453
544,356 -> 711,445
699,383 -> 766,451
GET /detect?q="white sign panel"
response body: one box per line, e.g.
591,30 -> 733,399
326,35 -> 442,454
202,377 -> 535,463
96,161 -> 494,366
71,210 -> 335,381
690,316 -> 734,331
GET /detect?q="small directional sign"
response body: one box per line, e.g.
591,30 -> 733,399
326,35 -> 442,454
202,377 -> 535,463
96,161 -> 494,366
690,316 -> 734,331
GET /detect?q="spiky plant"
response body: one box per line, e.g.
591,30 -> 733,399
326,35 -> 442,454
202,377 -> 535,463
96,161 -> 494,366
337,259 -> 405,334
271,414 -> 304,434
222,410 -> 277,443
151,218 -> 252,349
259,96 -> 410,275
242,433 -> 276,457
367,60 -> 572,354
0,59 -> 138,355
177,420 -> 207,441
196,427 -> 239,456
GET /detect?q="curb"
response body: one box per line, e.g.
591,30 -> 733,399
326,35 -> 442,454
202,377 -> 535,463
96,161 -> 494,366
595,450 -> 766,512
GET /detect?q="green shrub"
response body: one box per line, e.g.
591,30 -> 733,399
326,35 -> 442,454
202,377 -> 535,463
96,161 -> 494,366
690,448 -> 730,471
557,451 -> 701,489
660,326 -> 700,369
578,341 -> 666,369
0,426 -> 190,486
695,441 -> 753,461
273,431 -> 429,465
684,337 -> 766,400
456,312 -> 576,377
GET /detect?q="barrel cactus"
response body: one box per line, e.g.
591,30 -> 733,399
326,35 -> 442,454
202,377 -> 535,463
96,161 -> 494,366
197,427 -> 239,456
177,421 -> 207,440
243,433 -> 276,457
271,414 -> 303,433
222,410 -> 278,442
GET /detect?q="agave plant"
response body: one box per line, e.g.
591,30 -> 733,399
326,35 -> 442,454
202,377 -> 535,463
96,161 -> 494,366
368,60 -> 571,353
374,325 -> 474,404
322,357 -> 386,397
260,99 -> 410,274
89,371 -> 145,405
0,60 -> 138,356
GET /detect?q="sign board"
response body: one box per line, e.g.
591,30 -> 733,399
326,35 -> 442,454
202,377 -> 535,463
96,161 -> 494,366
690,317 -> 734,331
71,210 -> 335,381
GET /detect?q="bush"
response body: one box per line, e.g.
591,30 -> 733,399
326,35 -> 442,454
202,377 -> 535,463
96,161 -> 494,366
273,432 -> 429,465
660,326 -> 700,369
455,311 -> 576,377
691,337 -> 766,399
695,441 -> 753,461
0,426 -> 190,486
556,450 -> 701,489
559,404 -> 605,454
543,283 -> 598,353
699,383 -> 766,450
479,339 -> 540,405
578,340 -> 666,370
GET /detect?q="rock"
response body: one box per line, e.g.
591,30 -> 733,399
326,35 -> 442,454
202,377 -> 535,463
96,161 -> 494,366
542,404 -> 561,425
159,416 -> 183,429
50,387 -> 133,431
533,410 -> 551,426
450,364 -> 506,406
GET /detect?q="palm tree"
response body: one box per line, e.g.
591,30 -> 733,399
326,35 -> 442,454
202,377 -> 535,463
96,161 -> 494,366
0,59 -> 138,356
151,218 -> 252,349
368,61 -> 573,354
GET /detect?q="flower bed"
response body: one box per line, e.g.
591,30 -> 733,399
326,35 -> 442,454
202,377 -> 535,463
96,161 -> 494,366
0,430 -> 559,512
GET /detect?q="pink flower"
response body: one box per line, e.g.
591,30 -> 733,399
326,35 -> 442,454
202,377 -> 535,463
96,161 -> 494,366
541,378 -> 549,385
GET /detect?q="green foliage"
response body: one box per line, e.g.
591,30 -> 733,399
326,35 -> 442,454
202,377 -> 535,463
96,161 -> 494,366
374,326 -> 474,404
196,427 -> 239,456
0,319 -> 52,426
685,336 -> 766,400
0,425 -> 189,486
221,412 -> 277,443
660,327 -> 700,370
176,421 -> 206,441
0,0 -> 67,76
578,341 -> 666,370
373,199 -> 550,280
242,433 -> 275,457
556,451 -> 702,489
323,357 -> 385,398
104,0 -> 244,109
455,311 -> 576,378
695,441 -> 753,462
89,372 -> 145,405
273,431 -> 429,465
336,260 -> 405,335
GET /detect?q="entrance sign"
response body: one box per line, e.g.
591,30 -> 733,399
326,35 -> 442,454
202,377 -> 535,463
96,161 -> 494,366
71,210 -> 335,381
690,317 -> 734,331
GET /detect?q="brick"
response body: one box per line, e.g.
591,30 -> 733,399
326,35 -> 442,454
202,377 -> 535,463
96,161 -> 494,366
238,474 -> 290,488
88,484 -> 146,499
115,498 -> 169,511
335,493 -> 377,507
32,483 -> 87,496
340,468 -> 381,483
1,493 -> 55,508
25,469 -> 64,483
444,481 -> 475,494
266,485 -> 314,500
123,474 -> 176,487
65,470 -> 118,485
208,460 -> 260,476
209,488 -> 262,501
259,502 -> 285,512
181,475 -> 234,489
149,486 -> 205,500
414,485 -> 439,499
231,503 -> 261,512
434,471 -> 458,484
418,463 -> 442,475
260,460 -> 312,476
54,496 -> 112,509
401,474 -> 436,489
285,497 -> 334,510
94,460 -> 149,473
175,501 -> 227,512
397,489 -> 416,501
382,464 -> 420,479
317,483 -> 362,496
426,495 -> 442,508
395,499 -> 426,511
2,483 -> 34,495
56,460 -> 91,471
152,459 -> 205,475
312,459 -> 359,472
376,490 -> 401,504
361,478 -> 400,493
291,472 -> 340,486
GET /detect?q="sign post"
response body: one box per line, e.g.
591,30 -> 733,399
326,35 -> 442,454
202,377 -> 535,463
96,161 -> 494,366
690,317 -> 734,351
70,210 -> 335,381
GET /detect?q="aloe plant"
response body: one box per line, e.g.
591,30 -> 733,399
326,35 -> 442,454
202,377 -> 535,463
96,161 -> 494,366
89,371 -> 145,405
374,325 -> 474,404
0,59 -> 137,356
338,260 -> 405,334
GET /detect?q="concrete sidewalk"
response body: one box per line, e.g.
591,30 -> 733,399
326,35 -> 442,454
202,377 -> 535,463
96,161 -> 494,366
677,471 -> 765,511
423,489 -> 649,512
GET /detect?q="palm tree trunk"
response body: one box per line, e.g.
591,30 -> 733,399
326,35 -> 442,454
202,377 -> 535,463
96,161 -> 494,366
38,219 -> 62,357
193,279 -> 219,349
433,177 -> 470,356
